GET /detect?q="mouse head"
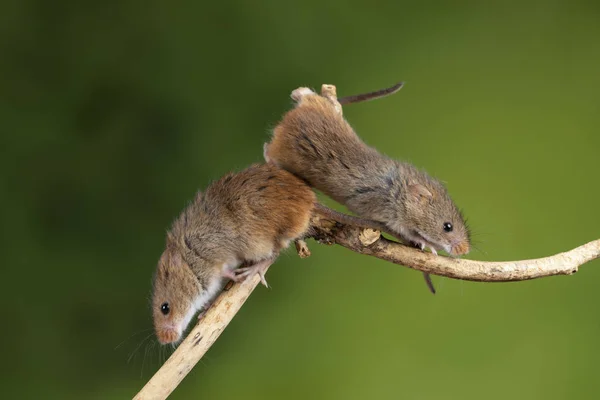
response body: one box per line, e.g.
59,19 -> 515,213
152,245 -> 202,345
402,182 -> 470,256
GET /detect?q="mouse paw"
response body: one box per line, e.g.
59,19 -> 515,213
234,259 -> 273,288
294,239 -> 311,258
197,301 -> 215,320
413,241 -> 438,256
263,143 -> 272,163
221,269 -> 244,283
291,87 -> 315,102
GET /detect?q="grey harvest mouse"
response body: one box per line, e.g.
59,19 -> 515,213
265,85 -> 471,293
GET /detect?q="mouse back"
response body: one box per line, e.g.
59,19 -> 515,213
266,92 -> 392,207
201,163 -> 316,258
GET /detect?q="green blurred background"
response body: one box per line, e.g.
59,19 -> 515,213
2,0 -> 599,399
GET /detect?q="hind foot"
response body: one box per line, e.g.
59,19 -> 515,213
234,258 -> 274,288
291,87 -> 315,102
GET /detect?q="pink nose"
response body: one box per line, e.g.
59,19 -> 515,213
157,328 -> 180,344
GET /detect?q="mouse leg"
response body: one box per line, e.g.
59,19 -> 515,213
320,84 -> 343,115
234,257 -> 275,288
263,143 -> 272,163
291,87 -> 315,103
294,239 -> 311,258
221,269 -> 242,282
221,260 -> 263,283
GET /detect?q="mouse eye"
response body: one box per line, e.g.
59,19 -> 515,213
160,302 -> 170,315
443,222 -> 453,232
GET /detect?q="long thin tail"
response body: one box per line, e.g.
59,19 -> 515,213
338,82 -> 404,105
422,273 -> 436,295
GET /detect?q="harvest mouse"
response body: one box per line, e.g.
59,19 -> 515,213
265,84 -> 471,293
151,162 -> 385,344
152,163 -> 316,344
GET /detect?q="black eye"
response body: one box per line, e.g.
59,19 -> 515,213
443,222 -> 453,232
160,303 -> 170,315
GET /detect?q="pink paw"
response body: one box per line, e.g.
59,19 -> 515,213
291,87 -> 315,102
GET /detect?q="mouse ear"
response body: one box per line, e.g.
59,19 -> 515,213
158,249 -> 169,266
170,250 -> 183,266
160,246 -> 184,267
408,183 -> 433,203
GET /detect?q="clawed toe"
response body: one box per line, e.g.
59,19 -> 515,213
222,269 -> 243,282
234,267 -> 253,279
230,261 -> 272,288
257,271 -> 269,288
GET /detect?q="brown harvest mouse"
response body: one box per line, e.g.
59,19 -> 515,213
152,163 -> 316,344
265,84 -> 471,293
151,162 -> 385,344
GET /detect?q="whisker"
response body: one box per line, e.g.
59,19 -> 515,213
141,339 -> 155,378
471,243 -> 488,256
159,344 -> 167,365
114,328 -> 153,350
128,332 -> 154,364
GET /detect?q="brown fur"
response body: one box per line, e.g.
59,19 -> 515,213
169,163 -> 315,282
152,163 -> 315,344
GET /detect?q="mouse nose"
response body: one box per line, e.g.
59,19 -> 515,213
158,328 -> 180,344
451,241 -> 470,256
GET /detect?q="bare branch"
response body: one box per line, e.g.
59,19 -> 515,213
309,209 -> 600,282
134,208 -> 599,399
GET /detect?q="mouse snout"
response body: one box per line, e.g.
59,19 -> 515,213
157,328 -> 181,345
450,241 -> 470,256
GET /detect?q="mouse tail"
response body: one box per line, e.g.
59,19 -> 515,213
338,82 -> 404,105
422,272 -> 436,295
